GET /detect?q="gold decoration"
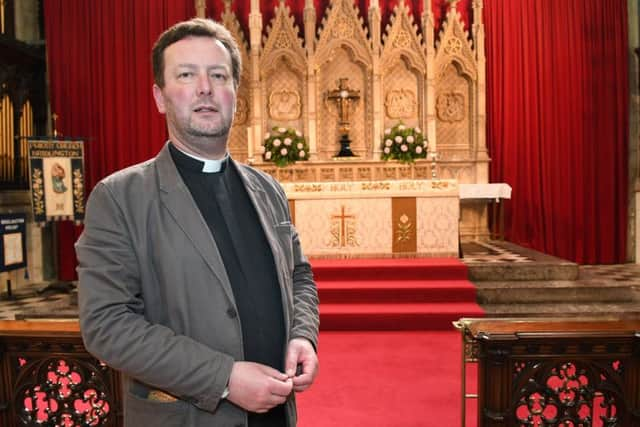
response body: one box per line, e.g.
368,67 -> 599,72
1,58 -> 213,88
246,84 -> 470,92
275,30 -> 291,49
393,30 -> 412,49
436,92 -> 465,122
31,168 -> 44,214
395,213 -> 412,242
444,37 -> 463,55
431,180 -> 449,190
73,168 -> 84,214
332,15 -> 354,39
328,206 -> 359,248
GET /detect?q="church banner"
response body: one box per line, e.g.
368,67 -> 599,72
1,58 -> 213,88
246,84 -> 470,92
28,139 -> 85,224
0,213 -> 27,273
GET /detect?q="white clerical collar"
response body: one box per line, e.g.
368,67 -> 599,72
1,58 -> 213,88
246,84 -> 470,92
174,145 -> 229,173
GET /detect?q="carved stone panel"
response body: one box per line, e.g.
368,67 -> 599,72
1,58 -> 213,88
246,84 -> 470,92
436,63 -> 472,156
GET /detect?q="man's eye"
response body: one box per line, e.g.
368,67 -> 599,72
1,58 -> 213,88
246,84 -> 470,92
178,72 -> 193,79
211,73 -> 228,81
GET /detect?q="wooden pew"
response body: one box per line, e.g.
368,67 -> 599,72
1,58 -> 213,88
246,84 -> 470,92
455,317 -> 640,427
0,320 -> 121,426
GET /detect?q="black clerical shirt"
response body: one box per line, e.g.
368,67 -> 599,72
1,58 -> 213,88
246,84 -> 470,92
169,144 -> 286,426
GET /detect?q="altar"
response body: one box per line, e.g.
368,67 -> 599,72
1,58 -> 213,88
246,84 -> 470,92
281,179 -> 459,258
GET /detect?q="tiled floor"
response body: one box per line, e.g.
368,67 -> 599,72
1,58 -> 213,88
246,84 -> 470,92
0,241 -> 638,320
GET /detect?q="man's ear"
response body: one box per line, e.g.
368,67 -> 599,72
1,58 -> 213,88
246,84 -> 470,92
152,84 -> 166,114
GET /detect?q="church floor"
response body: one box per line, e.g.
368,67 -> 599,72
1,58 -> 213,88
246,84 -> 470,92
0,240 -> 638,320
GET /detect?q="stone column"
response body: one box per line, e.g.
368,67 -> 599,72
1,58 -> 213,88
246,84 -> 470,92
304,0 -> 318,159
248,0 -> 263,161
369,0 -> 383,159
423,0 -> 437,154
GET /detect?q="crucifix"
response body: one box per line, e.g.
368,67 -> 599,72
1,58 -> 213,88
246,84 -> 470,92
326,78 -> 360,157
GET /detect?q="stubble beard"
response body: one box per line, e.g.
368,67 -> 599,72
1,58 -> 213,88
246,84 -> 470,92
187,113 -> 232,139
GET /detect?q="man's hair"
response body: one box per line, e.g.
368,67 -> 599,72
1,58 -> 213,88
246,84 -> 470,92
152,18 -> 242,88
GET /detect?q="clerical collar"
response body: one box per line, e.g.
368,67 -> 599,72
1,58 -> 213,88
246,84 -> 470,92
169,142 -> 229,173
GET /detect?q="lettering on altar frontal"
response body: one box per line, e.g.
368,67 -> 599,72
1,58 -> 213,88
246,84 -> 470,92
399,181 -> 426,191
329,183 -> 355,192
294,184 -> 323,192
361,182 -> 390,191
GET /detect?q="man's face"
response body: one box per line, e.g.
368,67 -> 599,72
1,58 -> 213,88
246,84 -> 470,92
153,36 -> 236,157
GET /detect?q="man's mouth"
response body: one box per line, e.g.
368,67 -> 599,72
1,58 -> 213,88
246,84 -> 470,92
193,106 -> 218,113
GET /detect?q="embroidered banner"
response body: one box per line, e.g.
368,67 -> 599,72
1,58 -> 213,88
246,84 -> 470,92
28,139 -> 85,224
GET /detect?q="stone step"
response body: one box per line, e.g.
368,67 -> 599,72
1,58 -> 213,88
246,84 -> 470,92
467,262 -> 579,282
475,280 -> 637,304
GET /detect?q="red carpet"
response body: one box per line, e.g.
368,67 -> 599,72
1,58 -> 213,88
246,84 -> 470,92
311,258 -> 484,330
296,330 -> 478,427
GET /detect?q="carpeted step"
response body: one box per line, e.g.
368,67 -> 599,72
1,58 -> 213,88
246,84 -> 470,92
318,279 -> 478,303
311,258 -> 469,281
320,302 -> 485,330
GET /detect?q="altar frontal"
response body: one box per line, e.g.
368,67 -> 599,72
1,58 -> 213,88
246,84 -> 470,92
282,179 -> 459,258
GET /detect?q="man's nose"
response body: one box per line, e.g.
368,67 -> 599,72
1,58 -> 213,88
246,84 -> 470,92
196,73 -> 212,95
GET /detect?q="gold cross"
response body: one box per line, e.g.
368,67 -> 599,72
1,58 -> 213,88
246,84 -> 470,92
331,205 -> 355,247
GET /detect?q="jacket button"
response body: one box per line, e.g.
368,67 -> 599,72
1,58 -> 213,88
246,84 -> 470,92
226,307 -> 237,318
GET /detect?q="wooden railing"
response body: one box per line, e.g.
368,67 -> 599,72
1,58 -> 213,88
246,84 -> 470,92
455,317 -> 640,427
0,321 -> 122,426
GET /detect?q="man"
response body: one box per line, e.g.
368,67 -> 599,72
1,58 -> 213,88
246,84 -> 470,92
76,18 -> 319,427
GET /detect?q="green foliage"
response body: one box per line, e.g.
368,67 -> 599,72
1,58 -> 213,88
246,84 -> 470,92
380,122 -> 428,163
262,126 -> 310,167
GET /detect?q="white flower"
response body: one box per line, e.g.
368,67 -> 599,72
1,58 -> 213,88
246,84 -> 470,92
295,130 -> 302,137
383,147 -> 391,154
273,139 -> 281,147
385,139 -> 392,147
407,135 -> 414,143
297,142 -> 303,149
415,146 -> 423,154
265,152 -> 272,160
298,150 -> 306,158
398,124 -> 406,130
401,144 -> 408,152
384,128 -> 391,135
284,138 -> 292,146
264,132 -> 271,139
415,127 -> 421,134
280,148 -> 288,155
278,127 -> 286,133
394,136 -> 403,143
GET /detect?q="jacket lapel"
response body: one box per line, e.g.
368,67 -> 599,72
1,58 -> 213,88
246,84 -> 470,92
154,144 -> 235,303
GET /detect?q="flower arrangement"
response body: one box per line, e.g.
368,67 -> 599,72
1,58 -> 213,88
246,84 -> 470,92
380,122 -> 428,163
262,126 -> 310,167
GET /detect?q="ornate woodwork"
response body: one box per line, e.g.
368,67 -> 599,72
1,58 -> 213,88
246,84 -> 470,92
456,318 -> 640,427
0,321 -> 122,426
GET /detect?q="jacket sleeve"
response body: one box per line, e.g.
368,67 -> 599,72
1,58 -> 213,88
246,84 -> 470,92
75,181 -> 233,412
272,180 -> 320,349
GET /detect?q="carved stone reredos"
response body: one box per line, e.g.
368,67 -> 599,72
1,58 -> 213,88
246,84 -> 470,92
315,0 -> 372,68
221,7 -> 250,74
381,0 -> 425,72
435,3 -> 477,81
261,1 -> 306,76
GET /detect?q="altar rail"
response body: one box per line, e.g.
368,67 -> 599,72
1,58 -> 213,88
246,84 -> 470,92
0,321 -> 122,426
455,317 -> 640,427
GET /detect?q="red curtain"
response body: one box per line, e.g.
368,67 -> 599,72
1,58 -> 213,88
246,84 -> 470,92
44,0 -> 195,280
484,0 -> 629,264
44,0 -> 628,280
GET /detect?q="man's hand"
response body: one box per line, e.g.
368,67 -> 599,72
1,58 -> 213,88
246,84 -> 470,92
285,338 -> 319,392
226,361 -> 293,413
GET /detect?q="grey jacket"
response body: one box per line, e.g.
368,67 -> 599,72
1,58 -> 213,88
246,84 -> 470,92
76,144 -> 319,427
